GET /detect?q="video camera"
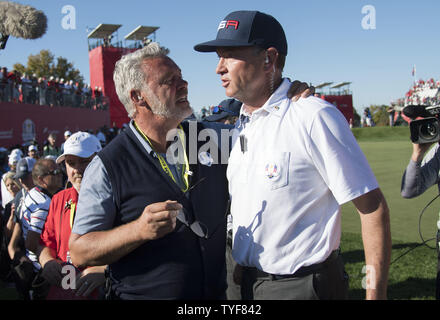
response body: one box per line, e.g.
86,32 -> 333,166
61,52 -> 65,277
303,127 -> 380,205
402,104 -> 440,144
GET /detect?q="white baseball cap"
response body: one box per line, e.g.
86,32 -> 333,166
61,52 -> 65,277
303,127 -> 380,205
64,130 -> 72,137
56,131 -> 102,164
8,152 -> 21,166
10,148 -> 23,157
28,145 -> 38,152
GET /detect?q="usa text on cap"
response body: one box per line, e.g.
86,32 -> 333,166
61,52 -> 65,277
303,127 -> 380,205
194,10 -> 287,55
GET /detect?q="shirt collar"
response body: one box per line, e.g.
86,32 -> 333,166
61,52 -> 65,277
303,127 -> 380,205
261,78 -> 291,118
129,120 -> 181,158
238,78 -> 291,120
129,120 -> 154,156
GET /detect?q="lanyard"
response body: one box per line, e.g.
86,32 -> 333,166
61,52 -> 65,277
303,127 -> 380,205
133,121 -> 190,192
69,203 -> 76,229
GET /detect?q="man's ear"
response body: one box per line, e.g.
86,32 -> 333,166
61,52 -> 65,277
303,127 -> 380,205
130,90 -> 144,105
263,47 -> 279,74
37,175 -> 46,189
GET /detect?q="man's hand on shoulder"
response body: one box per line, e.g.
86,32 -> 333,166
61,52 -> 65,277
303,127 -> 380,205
287,80 -> 315,101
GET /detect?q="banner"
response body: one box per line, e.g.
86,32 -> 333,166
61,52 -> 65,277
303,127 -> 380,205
0,102 -> 110,148
321,95 -> 354,124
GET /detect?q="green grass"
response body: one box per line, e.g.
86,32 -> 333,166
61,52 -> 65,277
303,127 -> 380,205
341,232 -> 437,300
341,126 -> 438,300
351,125 -> 409,142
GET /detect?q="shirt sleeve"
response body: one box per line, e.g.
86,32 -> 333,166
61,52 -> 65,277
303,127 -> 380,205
308,105 -> 379,205
72,155 -> 116,235
28,197 -> 50,234
39,193 -> 58,250
401,144 -> 440,198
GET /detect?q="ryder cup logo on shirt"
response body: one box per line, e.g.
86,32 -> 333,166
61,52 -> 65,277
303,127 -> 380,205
198,151 -> 214,167
265,162 -> 279,179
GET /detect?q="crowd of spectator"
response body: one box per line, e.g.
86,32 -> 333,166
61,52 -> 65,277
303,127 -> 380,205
0,124 -> 123,168
0,124 -> 128,298
0,66 -> 109,110
393,78 -> 440,107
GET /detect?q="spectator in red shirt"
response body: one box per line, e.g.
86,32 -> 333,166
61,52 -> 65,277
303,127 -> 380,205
38,131 -> 104,299
46,76 -> 56,107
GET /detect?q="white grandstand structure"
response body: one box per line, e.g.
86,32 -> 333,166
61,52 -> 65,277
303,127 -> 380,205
393,78 -> 440,112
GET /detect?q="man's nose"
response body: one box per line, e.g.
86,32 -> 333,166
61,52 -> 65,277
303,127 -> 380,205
177,77 -> 188,91
216,57 -> 226,75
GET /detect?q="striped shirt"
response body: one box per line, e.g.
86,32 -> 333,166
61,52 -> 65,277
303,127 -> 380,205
21,187 -> 51,270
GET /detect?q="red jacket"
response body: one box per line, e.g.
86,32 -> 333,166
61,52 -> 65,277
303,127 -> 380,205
40,187 -> 78,263
40,187 -> 101,299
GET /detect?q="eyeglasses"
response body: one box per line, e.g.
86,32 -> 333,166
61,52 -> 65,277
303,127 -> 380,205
176,177 -> 208,238
212,106 -> 237,115
177,208 -> 209,239
176,177 -> 229,239
43,169 -> 62,176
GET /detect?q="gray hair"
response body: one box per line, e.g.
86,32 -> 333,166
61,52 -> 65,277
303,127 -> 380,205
113,42 -> 170,118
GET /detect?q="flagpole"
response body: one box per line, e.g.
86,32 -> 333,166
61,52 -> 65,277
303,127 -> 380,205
413,64 -> 416,85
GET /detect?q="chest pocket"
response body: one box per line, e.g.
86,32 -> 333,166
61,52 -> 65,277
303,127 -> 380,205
260,151 -> 290,190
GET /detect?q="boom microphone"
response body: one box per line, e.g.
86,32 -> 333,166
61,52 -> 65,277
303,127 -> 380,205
402,105 -> 432,119
0,1 -> 47,49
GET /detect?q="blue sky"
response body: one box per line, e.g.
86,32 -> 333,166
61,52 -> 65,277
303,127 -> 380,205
1,0 -> 439,114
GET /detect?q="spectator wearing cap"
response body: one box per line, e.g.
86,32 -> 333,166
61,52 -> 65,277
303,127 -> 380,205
1,151 -> 21,208
8,158 -> 36,254
205,98 -> 242,124
7,157 -> 36,299
8,149 -> 22,171
9,158 -> 63,299
195,10 -> 390,300
39,132 -> 104,299
27,145 -> 39,160
43,133 -> 60,158
61,131 -> 72,154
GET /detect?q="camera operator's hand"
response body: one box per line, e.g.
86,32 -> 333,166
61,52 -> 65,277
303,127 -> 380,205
411,142 -> 436,162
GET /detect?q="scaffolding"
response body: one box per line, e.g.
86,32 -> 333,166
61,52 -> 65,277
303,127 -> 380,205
315,81 -> 352,96
124,25 -> 159,49
87,23 -> 122,51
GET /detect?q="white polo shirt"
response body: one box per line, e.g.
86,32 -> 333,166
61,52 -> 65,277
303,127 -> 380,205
227,78 -> 378,275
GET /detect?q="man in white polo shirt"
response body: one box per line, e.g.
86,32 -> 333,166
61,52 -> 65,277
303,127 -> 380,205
195,10 -> 391,300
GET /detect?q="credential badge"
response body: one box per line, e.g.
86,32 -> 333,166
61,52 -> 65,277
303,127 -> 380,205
198,151 -> 213,167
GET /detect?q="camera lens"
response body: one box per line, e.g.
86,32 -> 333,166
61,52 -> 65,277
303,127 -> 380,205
420,123 -> 438,139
